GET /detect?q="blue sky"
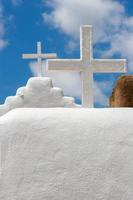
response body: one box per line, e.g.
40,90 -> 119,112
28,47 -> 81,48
0,0 -> 133,107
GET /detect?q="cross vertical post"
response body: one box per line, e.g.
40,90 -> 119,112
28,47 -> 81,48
81,68 -> 93,107
80,26 -> 93,107
37,42 -> 43,77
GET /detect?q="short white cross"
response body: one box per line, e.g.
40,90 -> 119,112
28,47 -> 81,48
22,41 -> 57,77
47,25 -> 127,107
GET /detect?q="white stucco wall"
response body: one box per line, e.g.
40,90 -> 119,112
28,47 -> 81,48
0,77 -> 78,116
0,108 -> 133,200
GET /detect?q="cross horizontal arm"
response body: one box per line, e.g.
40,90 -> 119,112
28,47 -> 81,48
22,53 -> 57,59
47,59 -> 82,72
91,59 -> 127,73
43,53 -> 57,59
22,54 -> 38,59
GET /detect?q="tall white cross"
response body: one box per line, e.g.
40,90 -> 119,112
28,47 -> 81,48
22,41 -> 57,77
47,25 -> 127,107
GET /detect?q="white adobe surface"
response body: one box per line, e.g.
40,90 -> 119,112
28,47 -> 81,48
0,77 -> 77,116
0,108 -> 133,200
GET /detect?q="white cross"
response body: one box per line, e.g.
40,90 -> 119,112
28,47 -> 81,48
47,25 -> 127,107
22,41 -> 57,77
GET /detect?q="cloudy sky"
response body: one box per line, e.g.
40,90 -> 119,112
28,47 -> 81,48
0,0 -> 133,107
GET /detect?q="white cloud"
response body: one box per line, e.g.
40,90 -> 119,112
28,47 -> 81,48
94,80 -> 114,107
43,0 -> 124,42
43,0 -> 133,71
102,31 -> 133,71
65,40 -> 78,53
0,0 -> 23,51
0,2 -> 8,51
94,83 -> 108,107
0,39 -> 8,50
29,61 -> 110,107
